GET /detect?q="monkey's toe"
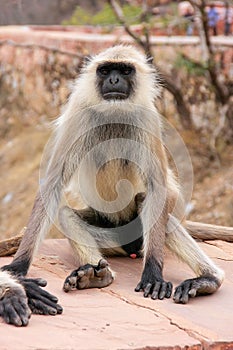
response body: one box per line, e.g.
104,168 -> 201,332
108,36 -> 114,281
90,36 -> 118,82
173,276 -> 220,304
173,278 -> 200,304
97,258 -> 108,269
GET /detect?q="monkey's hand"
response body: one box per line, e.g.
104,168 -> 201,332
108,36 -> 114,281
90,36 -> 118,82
20,277 -> 63,315
135,262 -> 173,300
173,276 -> 220,304
0,282 -> 31,326
63,259 -> 114,292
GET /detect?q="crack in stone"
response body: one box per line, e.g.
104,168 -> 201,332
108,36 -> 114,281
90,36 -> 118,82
216,257 -> 233,262
101,288 -> 207,346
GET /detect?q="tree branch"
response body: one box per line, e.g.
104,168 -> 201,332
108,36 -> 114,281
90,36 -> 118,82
109,0 -> 152,55
109,0 -> 193,129
161,73 -> 193,129
186,220 -> 233,242
188,0 -> 229,104
0,228 -> 25,257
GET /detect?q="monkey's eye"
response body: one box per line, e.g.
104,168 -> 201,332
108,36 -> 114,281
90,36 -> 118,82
98,67 -> 109,76
122,67 -> 133,75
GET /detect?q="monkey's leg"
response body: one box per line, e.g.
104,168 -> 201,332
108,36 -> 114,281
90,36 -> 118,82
135,191 -> 173,300
59,206 -> 114,293
166,214 -> 224,304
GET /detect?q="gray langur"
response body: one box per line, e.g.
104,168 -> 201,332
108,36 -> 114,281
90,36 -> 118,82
0,45 -> 224,327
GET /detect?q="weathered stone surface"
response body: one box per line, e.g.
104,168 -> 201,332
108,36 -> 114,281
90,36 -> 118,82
0,239 -> 233,349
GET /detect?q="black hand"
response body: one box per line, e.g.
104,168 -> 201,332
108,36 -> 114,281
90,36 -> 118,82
20,277 -> 63,315
135,256 -> 172,300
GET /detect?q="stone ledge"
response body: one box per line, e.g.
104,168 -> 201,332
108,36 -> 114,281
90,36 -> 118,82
0,239 -> 233,350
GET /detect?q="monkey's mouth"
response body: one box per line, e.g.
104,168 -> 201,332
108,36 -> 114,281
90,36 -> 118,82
103,92 -> 129,100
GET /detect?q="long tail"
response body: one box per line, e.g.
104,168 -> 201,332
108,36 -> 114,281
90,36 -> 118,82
185,220 -> 233,242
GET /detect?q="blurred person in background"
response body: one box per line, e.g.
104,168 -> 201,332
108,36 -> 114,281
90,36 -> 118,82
183,6 -> 195,36
224,2 -> 232,35
207,3 -> 219,35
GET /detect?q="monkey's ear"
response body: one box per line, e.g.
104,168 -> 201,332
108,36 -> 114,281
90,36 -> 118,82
146,55 -> 154,65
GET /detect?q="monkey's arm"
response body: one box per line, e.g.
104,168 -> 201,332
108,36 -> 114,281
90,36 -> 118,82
0,187 -> 64,326
0,137 -> 79,326
135,187 -> 173,300
134,141 -> 173,300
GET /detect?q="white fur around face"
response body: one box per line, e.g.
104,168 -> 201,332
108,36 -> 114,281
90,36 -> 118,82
55,45 -> 161,128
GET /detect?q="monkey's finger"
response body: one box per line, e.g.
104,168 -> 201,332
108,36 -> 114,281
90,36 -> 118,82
135,282 -> 143,292
23,278 -> 47,287
27,288 -> 62,311
143,283 -> 152,297
173,286 -> 183,303
151,281 -> 161,300
179,283 -> 191,304
28,298 -> 58,315
158,282 -> 168,300
28,296 -> 63,315
188,288 -> 197,298
0,302 -> 3,315
13,298 -> 31,326
27,287 -> 59,303
165,282 -> 173,298
24,282 -> 59,303
3,303 -> 23,326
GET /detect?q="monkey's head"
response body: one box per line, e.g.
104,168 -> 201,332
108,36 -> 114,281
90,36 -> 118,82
75,45 -> 161,107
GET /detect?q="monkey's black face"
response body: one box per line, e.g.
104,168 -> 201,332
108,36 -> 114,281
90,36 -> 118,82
96,62 -> 135,101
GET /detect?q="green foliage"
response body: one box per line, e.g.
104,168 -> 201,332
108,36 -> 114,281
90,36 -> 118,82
63,7 -> 92,25
92,4 -> 119,25
175,53 -> 207,76
63,4 -> 142,26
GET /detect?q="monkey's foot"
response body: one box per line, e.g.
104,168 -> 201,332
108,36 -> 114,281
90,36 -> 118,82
173,276 -> 220,304
63,259 -> 114,292
0,284 -> 31,326
20,277 -> 63,315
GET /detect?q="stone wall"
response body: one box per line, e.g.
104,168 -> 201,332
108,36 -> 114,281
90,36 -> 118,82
0,26 -> 232,139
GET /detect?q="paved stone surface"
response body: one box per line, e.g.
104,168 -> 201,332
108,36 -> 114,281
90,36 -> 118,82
0,239 -> 233,350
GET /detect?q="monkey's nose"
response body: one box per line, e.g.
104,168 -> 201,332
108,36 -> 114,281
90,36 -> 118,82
109,77 -> 119,85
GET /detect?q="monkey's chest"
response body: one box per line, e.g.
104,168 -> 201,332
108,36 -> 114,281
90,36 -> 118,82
95,159 -> 145,201
79,159 -> 145,218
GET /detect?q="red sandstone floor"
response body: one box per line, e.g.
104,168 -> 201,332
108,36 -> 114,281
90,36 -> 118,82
0,239 -> 233,350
